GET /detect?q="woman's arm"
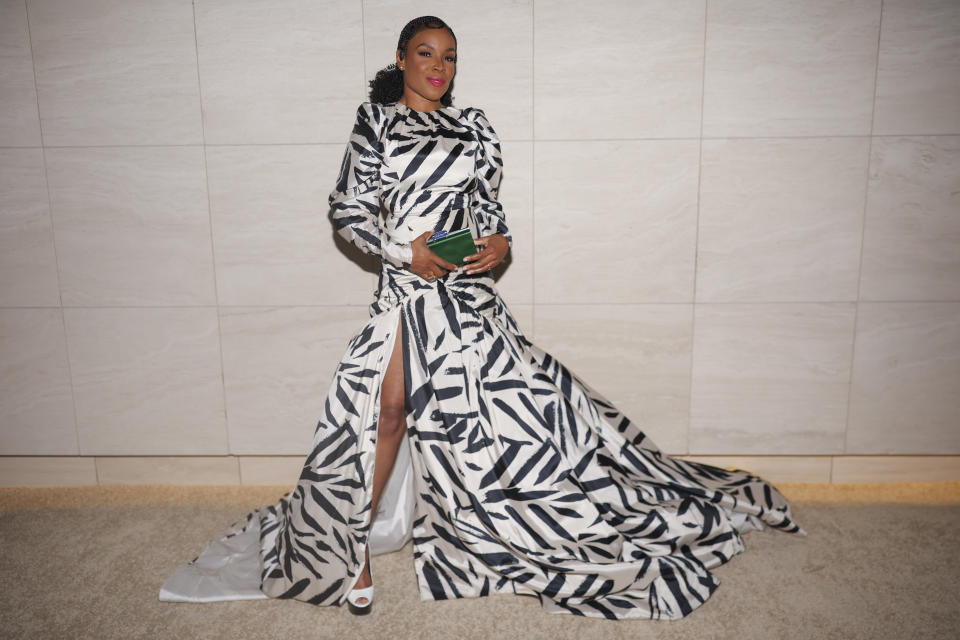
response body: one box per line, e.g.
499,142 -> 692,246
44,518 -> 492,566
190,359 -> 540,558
467,107 -> 513,250
328,102 -> 413,269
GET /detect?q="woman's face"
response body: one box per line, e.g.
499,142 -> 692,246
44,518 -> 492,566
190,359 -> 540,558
397,26 -> 457,107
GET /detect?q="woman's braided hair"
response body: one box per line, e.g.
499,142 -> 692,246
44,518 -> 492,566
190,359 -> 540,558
368,15 -> 457,106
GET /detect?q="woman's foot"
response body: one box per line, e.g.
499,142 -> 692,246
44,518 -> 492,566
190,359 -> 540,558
353,546 -> 372,603
346,546 -> 373,614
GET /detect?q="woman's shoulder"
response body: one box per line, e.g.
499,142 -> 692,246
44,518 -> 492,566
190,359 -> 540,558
457,105 -> 490,123
355,101 -> 408,126
349,102 -> 393,139
359,100 -> 390,112
457,105 -> 498,138
354,101 -> 387,120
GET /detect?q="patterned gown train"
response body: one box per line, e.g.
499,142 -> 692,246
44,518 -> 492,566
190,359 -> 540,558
159,100 -> 804,620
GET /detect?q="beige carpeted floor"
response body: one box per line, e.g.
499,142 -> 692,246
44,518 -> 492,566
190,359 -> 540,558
1,483 -> 958,640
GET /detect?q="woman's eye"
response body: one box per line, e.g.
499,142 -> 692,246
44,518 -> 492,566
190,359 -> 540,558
446,56 -> 457,63
419,51 -> 430,57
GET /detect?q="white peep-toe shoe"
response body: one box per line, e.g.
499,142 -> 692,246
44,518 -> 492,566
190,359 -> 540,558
346,552 -> 373,615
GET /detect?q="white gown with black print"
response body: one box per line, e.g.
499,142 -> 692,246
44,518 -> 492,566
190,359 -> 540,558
160,100 -> 804,620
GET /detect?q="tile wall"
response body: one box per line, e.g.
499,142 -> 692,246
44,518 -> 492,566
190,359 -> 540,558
1,0 -> 957,485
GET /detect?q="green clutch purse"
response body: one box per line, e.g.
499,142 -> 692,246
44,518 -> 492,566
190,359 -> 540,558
426,227 -> 477,266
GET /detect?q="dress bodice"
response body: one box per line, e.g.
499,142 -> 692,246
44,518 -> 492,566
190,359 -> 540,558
381,102 -> 476,234
328,100 -> 512,272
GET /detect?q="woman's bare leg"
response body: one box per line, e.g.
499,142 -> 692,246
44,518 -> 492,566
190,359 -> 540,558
353,312 -> 407,603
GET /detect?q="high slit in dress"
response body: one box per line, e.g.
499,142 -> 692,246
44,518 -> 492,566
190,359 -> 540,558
159,100 -> 804,620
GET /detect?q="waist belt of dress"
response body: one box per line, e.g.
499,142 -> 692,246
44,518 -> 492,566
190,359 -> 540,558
389,197 -> 471,218
371,261 -> 495,321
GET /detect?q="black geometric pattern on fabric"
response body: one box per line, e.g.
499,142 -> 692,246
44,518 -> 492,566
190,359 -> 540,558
195,100 -> 804,620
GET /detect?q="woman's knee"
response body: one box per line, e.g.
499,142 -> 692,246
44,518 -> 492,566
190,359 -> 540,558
378,359 -> 406,438
378,395 -> 406,438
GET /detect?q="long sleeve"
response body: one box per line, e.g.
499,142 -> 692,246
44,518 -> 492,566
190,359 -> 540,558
467,108 -> 513,249
328,102 -> 413,269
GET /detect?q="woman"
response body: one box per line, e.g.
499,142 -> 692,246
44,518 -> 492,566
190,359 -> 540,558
161,15 -> 803,620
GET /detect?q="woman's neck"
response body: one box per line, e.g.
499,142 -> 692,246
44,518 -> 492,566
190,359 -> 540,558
398,94 -> 443,113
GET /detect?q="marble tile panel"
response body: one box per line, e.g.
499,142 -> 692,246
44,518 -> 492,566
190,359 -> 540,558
873,0 -> 960,135
677,455 -> 833,483
45,147 -> 216,306
65,307 -> 228,455
363,1 -> 534,141
29,0 -> 202,145
0,0 -> 41,146
534,304 -> 693,454
703,0 -> 880,137
690,303 -> 856,454
535,139 -> 699,304
535,0 -> 704,139
0,309 -> 76,455
0,457 -> 97,487
239,456 -> 304,486
206,143 -> 377,307
847,303 -> 960,454
0,149 -> 60,307
697,137 -> 869,302
220,305 -> 371,455
96,456 -> 239,485
197,0 -> 365,144
832,455 -> 960,482
860,136 -> 960,301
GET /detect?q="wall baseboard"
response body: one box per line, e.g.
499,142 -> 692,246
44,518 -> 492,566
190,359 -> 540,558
1,454 -> 959,487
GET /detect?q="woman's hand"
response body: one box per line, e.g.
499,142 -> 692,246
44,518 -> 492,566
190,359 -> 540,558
409,230 -> 458,280
463,234 -> 509,274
